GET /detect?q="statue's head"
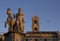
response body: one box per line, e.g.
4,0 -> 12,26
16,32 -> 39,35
7,8 -> 12,15
18,8 -> 22,13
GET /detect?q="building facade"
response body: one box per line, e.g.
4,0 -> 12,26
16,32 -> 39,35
0,8 -> 60,41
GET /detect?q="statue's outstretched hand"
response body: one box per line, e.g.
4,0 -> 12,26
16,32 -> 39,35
4,21 -> 7,28
13,14 -> 15,18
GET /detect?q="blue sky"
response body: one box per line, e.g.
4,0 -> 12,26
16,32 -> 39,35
0,0 -> 60,34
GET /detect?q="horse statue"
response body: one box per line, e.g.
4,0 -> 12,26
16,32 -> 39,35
5,8 -> 14,32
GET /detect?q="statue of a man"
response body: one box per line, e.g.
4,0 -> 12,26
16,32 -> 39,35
13,8 -> 23,32
5,8 -> 14,32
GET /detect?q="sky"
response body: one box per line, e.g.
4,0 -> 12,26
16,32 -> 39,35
0,0 -> 60,34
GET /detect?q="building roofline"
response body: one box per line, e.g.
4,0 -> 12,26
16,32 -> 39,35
26,31 -> 59,34
4,31 -> 25,36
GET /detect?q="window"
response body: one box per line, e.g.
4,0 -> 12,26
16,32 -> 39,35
35,39 -> 38,41
44,39 -> 47,41
34,20 -> 37,23
35,28 -> 37,30
26,39 -> 28,41
53,39 -> 56,41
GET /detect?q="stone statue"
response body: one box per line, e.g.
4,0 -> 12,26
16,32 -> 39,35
16,8 -> 24,32
13,8 -> 22,32
5,8 -> 24,33
5,8 -> 14,32
13,8 -> 24,32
